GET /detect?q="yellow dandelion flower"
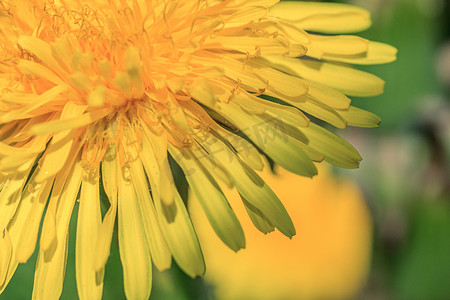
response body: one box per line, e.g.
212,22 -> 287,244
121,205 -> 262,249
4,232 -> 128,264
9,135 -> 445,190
0,0 -> 395,299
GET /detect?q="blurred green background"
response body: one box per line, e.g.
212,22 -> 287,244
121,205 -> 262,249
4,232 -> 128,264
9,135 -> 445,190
1,0 -> 449,299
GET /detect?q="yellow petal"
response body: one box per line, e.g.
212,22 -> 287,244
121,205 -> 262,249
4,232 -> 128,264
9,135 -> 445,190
337,106 -> 381,128
15,177 -> 53,263
192,57 -> 265,92
39,137 -> 84,253
0,173 -> 29,233
256,58 -> 351,109
226,6 -> 268,24
139,125 -> 175,207
128,141 -> 172,271
70,71 -> 93,91
300,123 -> 362,169
125,47 -> 145,98
258,20 -> 310,45
0,229 -> 12,287
250,61 -> 308,98
308,35 -> 369,57
196,134 -> 296,238
0,236 -> 17,293
17,59 -> 65,86
156,190 -> 206,277
227,0 -> 279,8
114,72 -> 132,96
35,102 -> 86,183
190,78 -> 216,106
0,84 -> 69,123
188,135 -> 235,189
87,85 -> 107,107
0,135 -> 47,157
50,37 -> 73,71
118,165 -> 152,300
241,198 -> 275,234
32,161 -> 83,300
1,92 -> 40,105
266,56 -> 385,97
39,205 -> 57,252
92,207 -> 116,270
166,93 -> 193,134
231,92 -> 309,128
0,155 -> 34,174
269,2 -> 371,34
294,95 -> 347,129
170,145 -> 246,252
18,35 -> 67,76
94,147 -> 119,272
305,81 -> 351,110
323,41 -> 398,65
204,36 -> 304,57
30,107 -> 110,135
215,101 -> 317,177
76,175 -> 103,300
215,126 -> 264,171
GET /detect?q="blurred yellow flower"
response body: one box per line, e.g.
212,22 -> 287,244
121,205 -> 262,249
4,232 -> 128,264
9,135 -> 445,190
0,0 -> 393,299
191,164 -> 372,300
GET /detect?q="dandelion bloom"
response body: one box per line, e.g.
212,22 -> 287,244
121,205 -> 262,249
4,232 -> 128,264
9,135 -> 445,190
0,0 -> 395,299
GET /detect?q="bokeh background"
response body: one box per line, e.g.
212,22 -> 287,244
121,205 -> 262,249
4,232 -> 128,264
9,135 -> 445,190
1,0 -> 449,299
